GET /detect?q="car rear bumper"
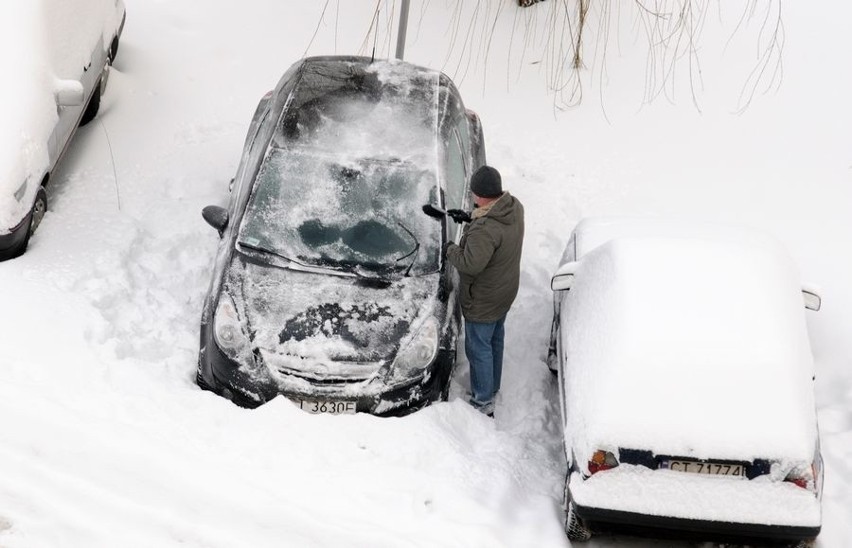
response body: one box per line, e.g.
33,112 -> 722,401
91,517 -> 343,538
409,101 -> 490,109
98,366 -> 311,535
575,505 -> 821,543
569,466 -> 821,541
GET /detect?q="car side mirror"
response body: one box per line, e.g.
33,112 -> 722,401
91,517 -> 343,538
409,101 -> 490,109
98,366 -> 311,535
551,261 -> 579,291
202,205 -> 229,237
54,80 -> 85,107
802,285 -> 821,312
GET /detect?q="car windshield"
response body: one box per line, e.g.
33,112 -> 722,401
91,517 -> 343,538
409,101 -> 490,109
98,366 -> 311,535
237,149 -> 440,276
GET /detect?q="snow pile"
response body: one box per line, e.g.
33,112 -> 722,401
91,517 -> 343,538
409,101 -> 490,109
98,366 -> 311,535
562,232 -> 818,464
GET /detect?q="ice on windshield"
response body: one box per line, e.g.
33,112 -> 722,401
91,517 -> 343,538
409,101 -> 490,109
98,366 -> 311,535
238,150 -> 440,275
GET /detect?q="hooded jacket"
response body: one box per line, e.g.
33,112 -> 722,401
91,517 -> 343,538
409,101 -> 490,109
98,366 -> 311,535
445,192 -> 524,322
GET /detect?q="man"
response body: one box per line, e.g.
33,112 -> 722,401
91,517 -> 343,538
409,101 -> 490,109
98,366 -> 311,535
443,165 -> 524,417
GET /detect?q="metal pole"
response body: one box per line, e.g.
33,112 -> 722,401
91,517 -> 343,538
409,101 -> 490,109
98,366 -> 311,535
395,0 -> 411,60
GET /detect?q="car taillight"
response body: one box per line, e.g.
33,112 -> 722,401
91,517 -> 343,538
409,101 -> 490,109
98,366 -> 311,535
784,462 -> 817,493
588,450 -> 619,475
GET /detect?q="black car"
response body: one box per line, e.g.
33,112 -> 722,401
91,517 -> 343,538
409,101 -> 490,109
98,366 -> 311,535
197,56 -> 486,415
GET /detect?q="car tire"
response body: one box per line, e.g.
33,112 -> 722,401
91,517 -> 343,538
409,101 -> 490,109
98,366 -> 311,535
29,186 -> 47,234
564,500 -> 592,541
80,79 -> 102,126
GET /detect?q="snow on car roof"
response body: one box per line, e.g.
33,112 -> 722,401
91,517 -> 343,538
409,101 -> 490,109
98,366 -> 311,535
561,229 -> 818,464
569,216 -> 786,260
275,58 -> 441,165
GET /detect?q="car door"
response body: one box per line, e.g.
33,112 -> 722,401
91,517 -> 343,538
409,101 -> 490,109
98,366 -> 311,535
45,0 -> 107,166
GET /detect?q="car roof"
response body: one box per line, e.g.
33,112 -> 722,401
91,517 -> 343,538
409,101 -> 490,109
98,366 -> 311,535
272,56 -> 449,169
561,225 -> 818,462
569,216 -> 782,260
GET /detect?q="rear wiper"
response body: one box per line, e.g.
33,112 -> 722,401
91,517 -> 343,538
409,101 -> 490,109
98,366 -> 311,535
395,222 -> 420,277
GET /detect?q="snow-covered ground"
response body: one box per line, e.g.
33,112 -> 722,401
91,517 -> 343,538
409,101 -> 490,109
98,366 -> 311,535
1,1 -> 850,547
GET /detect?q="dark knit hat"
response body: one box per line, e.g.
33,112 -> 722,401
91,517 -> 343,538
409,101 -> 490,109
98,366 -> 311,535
470,165 -> 502,198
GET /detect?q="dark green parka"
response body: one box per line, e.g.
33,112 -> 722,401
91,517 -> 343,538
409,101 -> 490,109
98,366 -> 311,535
445,192 -> 524,323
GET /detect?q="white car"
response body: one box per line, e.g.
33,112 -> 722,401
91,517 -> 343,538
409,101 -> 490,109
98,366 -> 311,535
548,217 -> 823,545
0,0 -> 126,260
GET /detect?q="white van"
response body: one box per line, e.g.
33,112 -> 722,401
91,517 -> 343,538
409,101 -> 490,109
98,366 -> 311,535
0,0 -> 126,260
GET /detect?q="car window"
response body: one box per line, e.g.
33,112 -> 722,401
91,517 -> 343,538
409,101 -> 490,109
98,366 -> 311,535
456,117 -> 472,168
238,149 -> 441,277
444,131 -> 467,242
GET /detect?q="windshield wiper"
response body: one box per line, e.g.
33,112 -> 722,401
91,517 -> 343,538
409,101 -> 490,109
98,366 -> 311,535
301,255 -> 397,282
395,222 -> 420,277
238,241 -> 296,263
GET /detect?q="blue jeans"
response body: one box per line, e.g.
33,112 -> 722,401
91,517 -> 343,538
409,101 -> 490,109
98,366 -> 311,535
464,315 -> 506,414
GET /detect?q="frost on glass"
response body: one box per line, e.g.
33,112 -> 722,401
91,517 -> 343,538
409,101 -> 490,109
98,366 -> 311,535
238,60 -> 443,277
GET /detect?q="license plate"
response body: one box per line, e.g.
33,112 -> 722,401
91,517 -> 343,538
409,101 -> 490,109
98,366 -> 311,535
299,399 -> 356,415
663,460 -> 745,478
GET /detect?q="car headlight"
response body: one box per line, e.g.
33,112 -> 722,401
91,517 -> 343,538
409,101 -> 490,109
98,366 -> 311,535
391,316 -> 439,381
14,180 -> 28,202
213,293 -> 251,360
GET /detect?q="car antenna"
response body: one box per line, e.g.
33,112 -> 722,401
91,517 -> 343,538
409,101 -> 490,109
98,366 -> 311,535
370,8 -> 379,63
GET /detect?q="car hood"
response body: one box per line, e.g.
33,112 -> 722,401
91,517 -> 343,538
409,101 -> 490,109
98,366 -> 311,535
225,258 -> 438,379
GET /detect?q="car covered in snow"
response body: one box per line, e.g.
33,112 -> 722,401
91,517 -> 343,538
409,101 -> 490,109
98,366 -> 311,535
548,218 -> 823,544
0,0 -> 126,260
197,56 -> 485,415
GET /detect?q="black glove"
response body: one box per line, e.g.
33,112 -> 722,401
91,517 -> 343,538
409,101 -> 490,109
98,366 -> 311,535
446,209 -> 472,224
442,241 -> 454,258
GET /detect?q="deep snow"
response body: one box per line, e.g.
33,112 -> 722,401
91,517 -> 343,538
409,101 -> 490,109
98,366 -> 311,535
0,1 -> 850,547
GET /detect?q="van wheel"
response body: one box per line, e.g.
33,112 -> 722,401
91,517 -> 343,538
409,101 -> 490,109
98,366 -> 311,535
80,79 -> 102,126
30,187 -> 48,235
565,500 -> 592,541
